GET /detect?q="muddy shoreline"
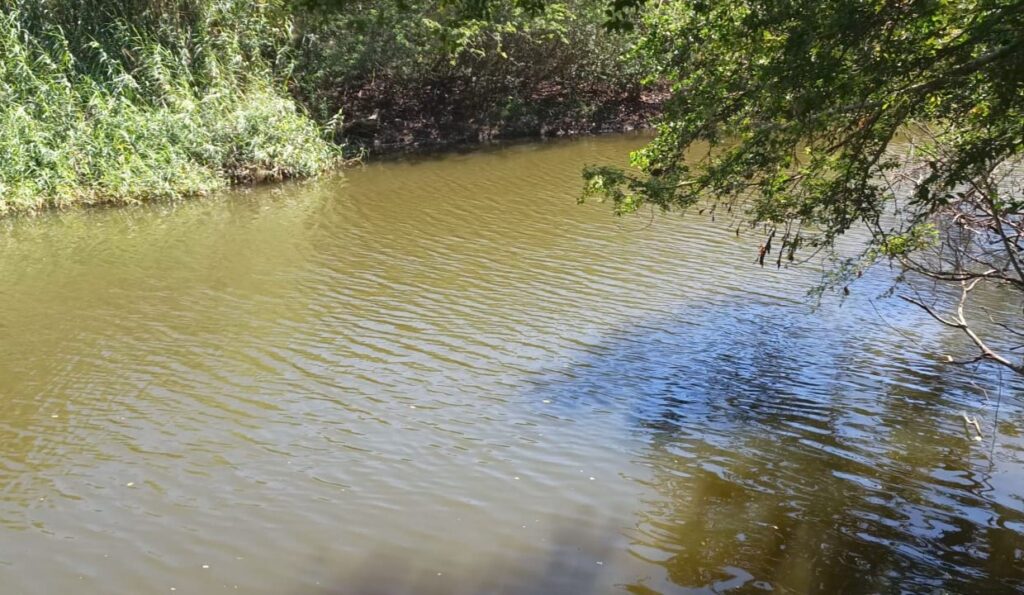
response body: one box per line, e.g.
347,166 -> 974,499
336,86 -> 667,157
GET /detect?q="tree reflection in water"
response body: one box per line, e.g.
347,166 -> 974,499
540,294 -> 1024,593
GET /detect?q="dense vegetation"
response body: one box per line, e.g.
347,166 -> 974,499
0,1 -> 337,213
292,0 -> 653,149
0,0 -> 649,214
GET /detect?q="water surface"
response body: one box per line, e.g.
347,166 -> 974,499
1,135 -> 1022,593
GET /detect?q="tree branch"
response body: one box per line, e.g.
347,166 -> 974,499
899,280 -> 1024,376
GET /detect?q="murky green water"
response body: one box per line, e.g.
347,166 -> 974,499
1,135 -> 1022,594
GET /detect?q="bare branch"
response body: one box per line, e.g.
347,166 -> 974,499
899,281 -> 1024,376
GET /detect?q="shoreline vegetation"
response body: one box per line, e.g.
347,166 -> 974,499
0,0 -> 659,216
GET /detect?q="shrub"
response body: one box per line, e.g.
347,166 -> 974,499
0,1 -> 338,214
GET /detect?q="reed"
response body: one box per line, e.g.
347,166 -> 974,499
0,1 -> 339,214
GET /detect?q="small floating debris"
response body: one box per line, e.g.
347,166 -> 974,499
125,482 -> 135,487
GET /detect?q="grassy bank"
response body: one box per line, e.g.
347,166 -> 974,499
0,1 -> 338,215
0,0 -> 654,215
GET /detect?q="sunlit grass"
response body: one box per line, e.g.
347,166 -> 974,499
0,4 -> 339,214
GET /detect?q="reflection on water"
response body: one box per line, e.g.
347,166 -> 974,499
537,299 -> 1024,593
0,134 -> 1021,594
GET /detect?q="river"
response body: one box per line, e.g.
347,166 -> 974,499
0,134 -> 1022,593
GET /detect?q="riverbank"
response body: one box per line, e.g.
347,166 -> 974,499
0,4 -> 340,216
0,1 -> 655,217
0,88 -> 661,218
335,86 -> 666,155
0,81 -> 662,218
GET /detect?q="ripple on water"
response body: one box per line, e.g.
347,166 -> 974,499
0,134 -> 1022,594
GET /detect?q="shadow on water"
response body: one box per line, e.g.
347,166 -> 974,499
277,290 -> 1024,594
298,524 -> 621,595
524,292 -> 1024,593
362,130 -> 654,168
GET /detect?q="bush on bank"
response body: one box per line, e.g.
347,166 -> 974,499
291,0 -> 652,149
0,0 -> 338,214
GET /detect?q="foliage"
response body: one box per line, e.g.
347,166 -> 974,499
290,0 -> 649,146
0,1 -> 338,214
579,0 -> 1024,373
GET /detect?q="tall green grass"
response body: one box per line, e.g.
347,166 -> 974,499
0,2 -> 339,214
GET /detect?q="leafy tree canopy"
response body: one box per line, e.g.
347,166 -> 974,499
574,0 -> 1023,373
584,0 -> 1021,229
